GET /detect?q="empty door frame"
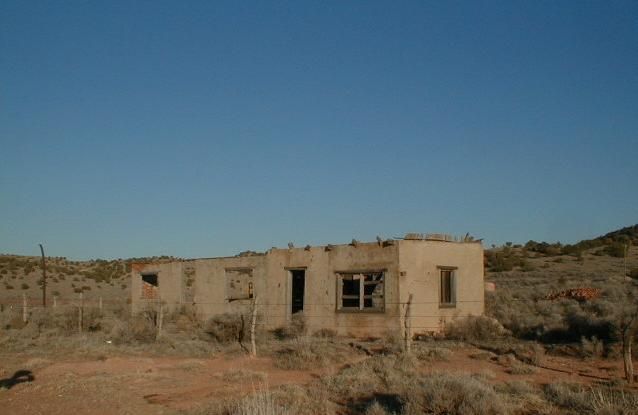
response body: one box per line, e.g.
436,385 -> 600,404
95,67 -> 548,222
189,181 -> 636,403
285,267 -> 307,321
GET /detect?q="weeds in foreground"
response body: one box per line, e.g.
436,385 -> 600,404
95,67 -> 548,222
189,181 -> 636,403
544,382 -> 638,414
273,336 -> 354,370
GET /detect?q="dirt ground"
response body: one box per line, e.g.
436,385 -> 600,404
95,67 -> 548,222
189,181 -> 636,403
1,344 -> 633,415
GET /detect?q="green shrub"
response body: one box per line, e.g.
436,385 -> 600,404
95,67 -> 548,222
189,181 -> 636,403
20,283 -> 29,290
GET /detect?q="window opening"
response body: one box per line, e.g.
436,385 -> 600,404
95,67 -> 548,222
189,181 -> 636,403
291,269 -> 305,314
226,268 -> 253,301
141,273 -> 158,299
440,268 -> 456,306
337,272 -> 384,311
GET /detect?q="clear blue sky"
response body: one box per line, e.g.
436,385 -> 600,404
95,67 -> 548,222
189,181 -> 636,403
1,1 -> 636,260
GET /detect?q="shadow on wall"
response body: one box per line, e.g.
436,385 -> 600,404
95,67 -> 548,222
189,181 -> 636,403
0,370 -> 34,389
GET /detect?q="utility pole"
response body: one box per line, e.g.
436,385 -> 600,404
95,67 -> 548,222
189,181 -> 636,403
39,244 -> 47,307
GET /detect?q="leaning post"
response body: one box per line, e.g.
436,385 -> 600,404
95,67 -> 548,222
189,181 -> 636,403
404,294 -> 413,355
156,297 -> 164,339
22,293 -> 28,323
250,296 -> 258,358
39,244 -> 47,308
78,292 -> 84,333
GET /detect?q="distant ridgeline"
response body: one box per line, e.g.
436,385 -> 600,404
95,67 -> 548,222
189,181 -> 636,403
523,224 -> 637,257
485,224 -> 637,272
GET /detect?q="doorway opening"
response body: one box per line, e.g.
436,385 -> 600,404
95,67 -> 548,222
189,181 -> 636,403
291,270 -> 305,314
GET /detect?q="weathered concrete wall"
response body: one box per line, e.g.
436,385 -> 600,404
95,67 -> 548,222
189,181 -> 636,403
265,243 -> 400,336
397,240 -> 484,335
131,261 -> 184,314
130,239 -> 484,337
190,255 -> 266,321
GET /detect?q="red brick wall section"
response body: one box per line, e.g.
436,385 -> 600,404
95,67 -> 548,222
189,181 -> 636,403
142,282 -> 158,299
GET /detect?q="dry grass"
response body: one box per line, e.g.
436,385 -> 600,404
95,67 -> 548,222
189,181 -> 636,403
445,315 -> 510,342
187,383 -> 331,415
320,355 -> 513,414
405,373 -> 510,415
486,247 -> 638,346
229,386 -> 289,415
413,344 -> 452,361
507,361 -> 539,375
543,382 -> 638,414
273,336 -> 355,370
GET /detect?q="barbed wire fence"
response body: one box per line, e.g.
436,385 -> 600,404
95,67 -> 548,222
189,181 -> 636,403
1,294 -> 495,355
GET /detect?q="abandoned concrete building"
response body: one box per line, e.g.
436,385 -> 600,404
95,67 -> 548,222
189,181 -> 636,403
130,234 -> 484,336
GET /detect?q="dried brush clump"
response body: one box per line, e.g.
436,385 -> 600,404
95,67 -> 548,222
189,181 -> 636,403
189,383 -> 330,415
205,312 -> 248,343
273,336 -> 353,370
272,312 -> 306,340
544,382 -> 638,414
403,373 -> 510,415
445,315 -> 510,342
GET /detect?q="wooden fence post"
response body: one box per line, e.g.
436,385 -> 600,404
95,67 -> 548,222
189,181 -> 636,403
78,292 -> 84,333
156,298 -> 163,339
404,294 -> 413,355
39,244 -> 47,308
99,296 -> 103,312
250,296 -> 258,358
22,293 -> 28,323
53,295 -> 57,309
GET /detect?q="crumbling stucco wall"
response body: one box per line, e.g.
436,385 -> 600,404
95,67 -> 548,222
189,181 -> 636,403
265,243 -> 400,336
130,261 -> 184,314
397,240 -> 484,335
130,239 -> 484,337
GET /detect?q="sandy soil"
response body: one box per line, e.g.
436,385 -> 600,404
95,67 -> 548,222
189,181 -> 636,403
0,353 -> 322,415
1,345 -> 633,415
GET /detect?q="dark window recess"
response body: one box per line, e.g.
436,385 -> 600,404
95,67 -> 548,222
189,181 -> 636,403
142,274 -> 158,286
291,270 -> 305,314
341,275 -> 360,308
141,273 -> 159,299
339,272 -> 384,311
440,269 -> 456,305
